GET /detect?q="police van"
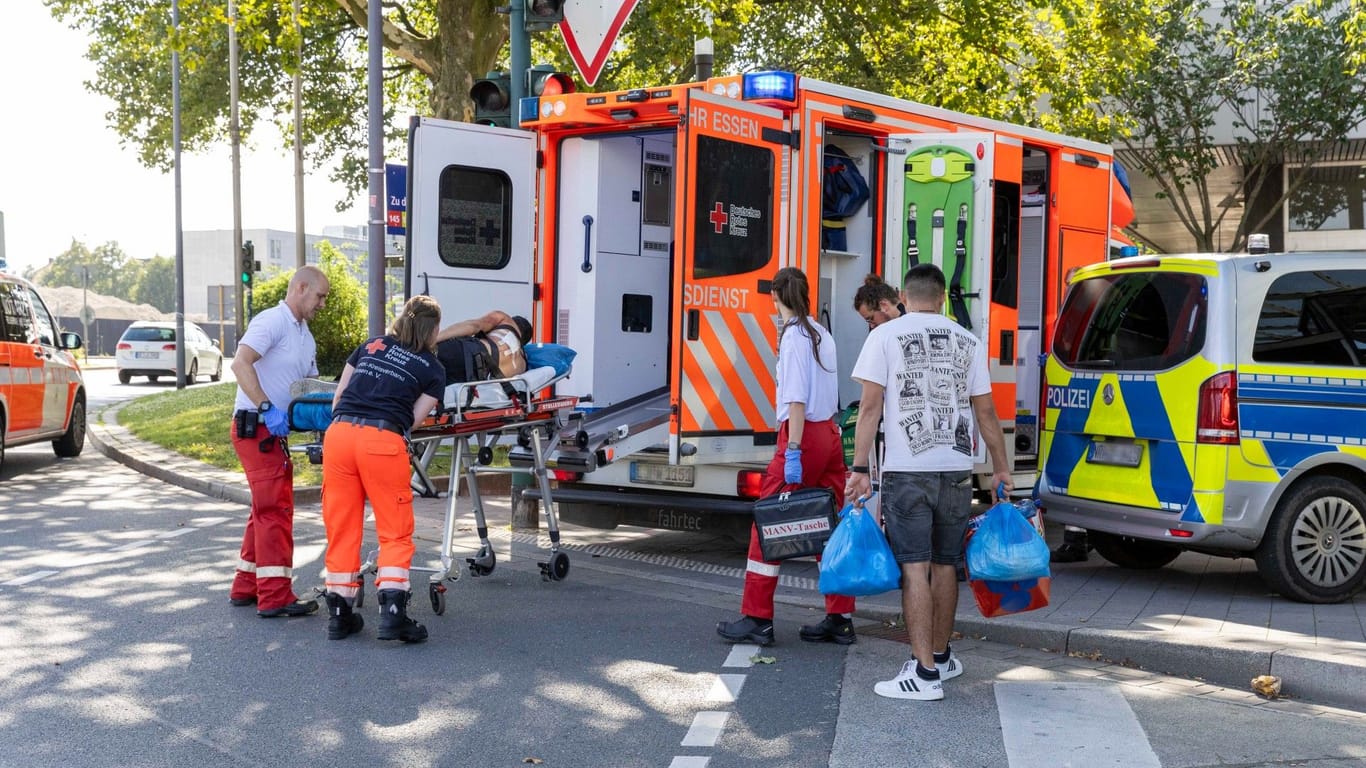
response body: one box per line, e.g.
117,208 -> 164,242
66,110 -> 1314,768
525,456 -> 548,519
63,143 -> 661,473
1038,245 -> 1366,603
408,70 -> 1128,536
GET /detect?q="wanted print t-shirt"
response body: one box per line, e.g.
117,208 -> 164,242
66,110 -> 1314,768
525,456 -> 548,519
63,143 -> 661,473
850,312 -> 991,472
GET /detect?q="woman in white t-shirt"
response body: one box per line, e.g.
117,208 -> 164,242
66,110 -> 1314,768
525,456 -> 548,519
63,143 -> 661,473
716,267 -> 858,647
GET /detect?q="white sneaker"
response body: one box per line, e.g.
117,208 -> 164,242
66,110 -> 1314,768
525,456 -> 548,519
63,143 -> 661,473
936,651 -> 963,681
874,660 -> 944,701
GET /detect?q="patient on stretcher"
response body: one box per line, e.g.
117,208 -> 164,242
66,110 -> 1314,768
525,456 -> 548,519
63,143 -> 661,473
435,310 -> 533,385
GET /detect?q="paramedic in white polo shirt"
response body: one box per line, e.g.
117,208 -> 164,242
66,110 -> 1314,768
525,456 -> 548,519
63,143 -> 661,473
227,265 -> 330,618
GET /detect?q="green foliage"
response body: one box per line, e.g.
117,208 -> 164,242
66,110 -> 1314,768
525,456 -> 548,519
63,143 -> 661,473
1111,0 -> 1366,252
131,255 -> 176,312
250,242 -> 367,378
29,240 -> 144,296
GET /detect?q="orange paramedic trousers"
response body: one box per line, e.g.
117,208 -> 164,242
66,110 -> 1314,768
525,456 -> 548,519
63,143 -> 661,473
741,419 -> 856,619
321,420 -> 416,599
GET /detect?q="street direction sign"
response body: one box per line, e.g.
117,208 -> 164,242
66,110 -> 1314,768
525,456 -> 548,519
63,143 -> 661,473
558,0 -> 641,85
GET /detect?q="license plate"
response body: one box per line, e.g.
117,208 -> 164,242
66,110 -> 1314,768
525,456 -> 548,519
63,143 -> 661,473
630,462 -> 695,487
134,351 -> 159,359
1087,441 -> 1143,468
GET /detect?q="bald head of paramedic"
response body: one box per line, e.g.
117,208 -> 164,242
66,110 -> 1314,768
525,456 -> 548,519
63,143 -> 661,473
845,263 -> 1011,702
321,294 -> 446,643
717,266 -> 858,647
227,264 -> 330,618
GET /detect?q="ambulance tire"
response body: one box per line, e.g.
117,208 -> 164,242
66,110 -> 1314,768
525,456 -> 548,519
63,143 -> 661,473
1254,476 -> 1366,604
53,398 -> 86,459
1089,531 -> 1180,570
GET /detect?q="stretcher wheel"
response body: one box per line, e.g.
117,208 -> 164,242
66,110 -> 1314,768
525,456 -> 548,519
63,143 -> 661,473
429,582 -> 446,615
575,430 -> 589,449
466,546 -> 497,577
478,446 -> 494,465
540,551 -> 570,582
517,427 -> 532,448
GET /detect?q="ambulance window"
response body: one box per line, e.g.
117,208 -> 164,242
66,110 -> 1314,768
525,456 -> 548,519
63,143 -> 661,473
692,136 -> 773,279
1053,272 -> 1206,371
642,164 -> 672,226
27,288 -> 57,346
0,283 -> 34,343
1253,270 -> 1366,367
436,166 -> 512,270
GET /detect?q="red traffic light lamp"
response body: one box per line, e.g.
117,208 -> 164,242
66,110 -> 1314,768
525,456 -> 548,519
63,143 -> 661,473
527,65 -> 576,98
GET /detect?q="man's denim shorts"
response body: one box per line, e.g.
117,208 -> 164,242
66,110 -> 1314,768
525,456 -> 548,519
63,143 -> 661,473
880,470 -> 973,565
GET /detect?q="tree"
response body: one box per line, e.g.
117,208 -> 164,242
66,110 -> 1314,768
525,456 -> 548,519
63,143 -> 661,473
50,0 -> 1157,205
250,243 -> 367,378
1111,0 -> 1366,252
131,255 -> 177,312
28,239 -> 141,296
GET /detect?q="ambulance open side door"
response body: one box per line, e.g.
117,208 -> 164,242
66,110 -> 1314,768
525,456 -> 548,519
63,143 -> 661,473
882,132 -> 996,462
670,90 -> 791,465
406,117 -> 537,322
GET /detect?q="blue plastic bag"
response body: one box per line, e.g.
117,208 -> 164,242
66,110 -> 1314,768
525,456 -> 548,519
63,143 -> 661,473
818,499 -> 901,597
965,499 -> 1050,582
524,343 -> 577,376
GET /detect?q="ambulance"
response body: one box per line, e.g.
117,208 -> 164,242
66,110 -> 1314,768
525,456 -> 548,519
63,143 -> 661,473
405,70 -> 1127,537
1037,247 -> 1366,603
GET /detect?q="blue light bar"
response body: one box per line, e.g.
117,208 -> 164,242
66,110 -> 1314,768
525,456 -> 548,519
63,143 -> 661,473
1119,245 -> 1140,258
742,71 -> 796,101
519,97 -> 540,124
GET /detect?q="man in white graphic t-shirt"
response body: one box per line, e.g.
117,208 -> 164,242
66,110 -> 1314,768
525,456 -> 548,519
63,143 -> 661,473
845,264 -> 1011,702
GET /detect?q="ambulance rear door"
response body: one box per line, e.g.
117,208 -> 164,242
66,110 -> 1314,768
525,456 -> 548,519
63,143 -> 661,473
882,132 -> 996,463
406,117 -> 536,321
671,90 -> 791,464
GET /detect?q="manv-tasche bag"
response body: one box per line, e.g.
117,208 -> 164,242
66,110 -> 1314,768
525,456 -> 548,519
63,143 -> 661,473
752,487 -> 839,561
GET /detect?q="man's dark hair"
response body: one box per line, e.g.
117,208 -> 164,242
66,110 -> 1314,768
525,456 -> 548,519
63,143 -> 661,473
903,263 -> 947,305
509,315 -> 533,345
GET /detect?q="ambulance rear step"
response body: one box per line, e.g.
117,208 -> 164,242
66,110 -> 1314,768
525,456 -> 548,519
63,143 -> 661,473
509,388 -> 672,473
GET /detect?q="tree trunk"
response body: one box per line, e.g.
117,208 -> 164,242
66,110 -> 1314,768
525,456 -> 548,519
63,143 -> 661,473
431,0 -> 508,121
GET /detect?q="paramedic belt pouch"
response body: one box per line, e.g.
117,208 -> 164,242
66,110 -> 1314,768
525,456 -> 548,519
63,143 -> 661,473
753,488 -> 839,561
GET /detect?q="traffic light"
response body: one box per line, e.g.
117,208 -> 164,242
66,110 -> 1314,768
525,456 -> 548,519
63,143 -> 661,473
523,0 -> 565,31
470,71 -> 513,127
527,65 -> 576,98
240,240 -> 255,288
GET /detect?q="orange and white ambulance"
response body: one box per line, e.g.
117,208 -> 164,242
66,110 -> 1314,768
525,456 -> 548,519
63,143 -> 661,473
405,71 -> 1126,536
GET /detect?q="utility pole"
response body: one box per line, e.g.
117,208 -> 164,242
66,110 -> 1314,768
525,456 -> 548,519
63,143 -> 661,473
229,0 -> 245,339
172,0 -> 187,389
366,0 -> 384,337
509,2 -> 529,121
293,0 -> 306,267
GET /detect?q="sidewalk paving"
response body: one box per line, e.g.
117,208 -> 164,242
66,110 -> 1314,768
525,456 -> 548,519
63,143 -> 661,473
87,402 -> 1366,711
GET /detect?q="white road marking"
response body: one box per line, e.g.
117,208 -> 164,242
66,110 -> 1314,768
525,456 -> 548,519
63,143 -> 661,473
193,516 -> 231,527
668,758 -> 710,768
995,682 -> 1161,768
160,528 -> 196,539
723,644 -> 759,668
113,540 -> 156,551
3,570 -> 59,586
680,711 -> 730,747
705,674 -> 746,703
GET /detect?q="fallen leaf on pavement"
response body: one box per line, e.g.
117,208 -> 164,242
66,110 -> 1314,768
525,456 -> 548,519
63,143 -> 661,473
750,654 -> 777,664
1251,675 -> 1282,698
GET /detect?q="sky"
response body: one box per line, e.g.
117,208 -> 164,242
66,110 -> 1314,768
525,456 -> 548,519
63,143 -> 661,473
0,0 -> 366,277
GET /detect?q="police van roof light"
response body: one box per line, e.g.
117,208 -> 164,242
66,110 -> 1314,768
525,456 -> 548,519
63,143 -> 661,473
742,71 -> 797,101
1248,233 -> 1270,254
1118,245 -> 1140,258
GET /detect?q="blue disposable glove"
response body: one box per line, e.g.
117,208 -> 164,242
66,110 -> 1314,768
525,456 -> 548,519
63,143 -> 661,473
783,448 -> 803,484
262,406 -> 290,437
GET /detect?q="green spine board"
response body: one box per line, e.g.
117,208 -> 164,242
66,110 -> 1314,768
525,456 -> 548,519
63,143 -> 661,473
903,145 -> 975,325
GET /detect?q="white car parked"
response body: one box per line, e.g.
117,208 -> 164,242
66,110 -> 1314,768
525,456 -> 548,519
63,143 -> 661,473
115,320 -> 224,384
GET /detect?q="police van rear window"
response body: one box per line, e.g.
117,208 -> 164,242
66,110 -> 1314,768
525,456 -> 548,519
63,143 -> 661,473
1053,272 -> 1207,371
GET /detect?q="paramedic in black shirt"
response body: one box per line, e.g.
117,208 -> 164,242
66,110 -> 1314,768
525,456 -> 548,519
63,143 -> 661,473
319,295 -> 446,643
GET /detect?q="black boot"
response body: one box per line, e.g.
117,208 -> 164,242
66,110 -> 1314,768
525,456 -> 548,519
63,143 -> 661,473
325,592 -> 364,640
377,589 -> 428,644
1051,527 -> 1090,563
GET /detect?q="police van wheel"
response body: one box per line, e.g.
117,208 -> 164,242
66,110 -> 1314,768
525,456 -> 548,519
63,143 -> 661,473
1255,476 -> 1366,604
1089,531 -> 1180,570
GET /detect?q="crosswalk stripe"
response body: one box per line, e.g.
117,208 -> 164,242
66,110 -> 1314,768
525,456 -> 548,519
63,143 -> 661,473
995,682 -> 1161,768
723,644 -> 759,668
3,570 -> 58,586
668,757 -> 710,768
680,711 -> 730,747
705,674 -> 746,703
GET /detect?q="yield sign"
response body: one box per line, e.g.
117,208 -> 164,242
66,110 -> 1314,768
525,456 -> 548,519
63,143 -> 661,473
559,0 -> 641,86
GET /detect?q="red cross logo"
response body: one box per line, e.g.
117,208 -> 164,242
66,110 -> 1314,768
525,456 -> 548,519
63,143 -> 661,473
366,338 -> 387,354
709,202 -> 729,234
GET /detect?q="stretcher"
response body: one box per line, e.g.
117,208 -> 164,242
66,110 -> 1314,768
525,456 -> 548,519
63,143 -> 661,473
285,359 -> 580,616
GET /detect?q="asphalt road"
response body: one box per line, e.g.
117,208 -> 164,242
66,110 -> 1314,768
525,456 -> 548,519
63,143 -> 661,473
1,364 -> 1362,767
